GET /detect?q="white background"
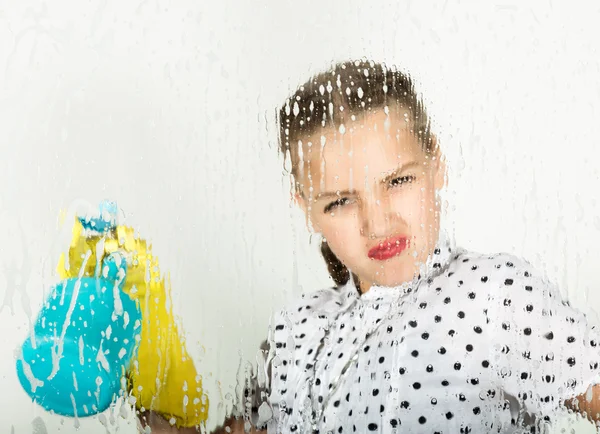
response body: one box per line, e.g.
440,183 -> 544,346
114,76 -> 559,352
1,0 -> 600,432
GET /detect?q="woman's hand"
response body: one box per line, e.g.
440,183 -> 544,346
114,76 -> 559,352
566,384 -> 600,423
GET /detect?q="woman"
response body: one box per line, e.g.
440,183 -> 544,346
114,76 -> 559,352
161,59 -> 600,433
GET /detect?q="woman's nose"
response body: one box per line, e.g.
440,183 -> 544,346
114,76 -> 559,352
360,198 -> 392,239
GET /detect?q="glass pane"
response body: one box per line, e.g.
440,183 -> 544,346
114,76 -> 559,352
1,1 -> 599,433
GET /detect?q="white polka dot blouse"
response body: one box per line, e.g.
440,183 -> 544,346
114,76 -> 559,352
246,238 -> 600,433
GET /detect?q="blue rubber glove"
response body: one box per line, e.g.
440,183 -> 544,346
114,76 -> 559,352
16,247 -> 142,417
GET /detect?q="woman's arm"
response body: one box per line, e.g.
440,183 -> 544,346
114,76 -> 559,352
141,412 -> 267,433
211,417 -> 267,433
138,411 -> 199,433
137,411 -> 191,433
141,339 -> 273,433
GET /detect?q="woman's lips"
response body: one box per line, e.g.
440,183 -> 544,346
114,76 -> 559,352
368,236 -> 409,261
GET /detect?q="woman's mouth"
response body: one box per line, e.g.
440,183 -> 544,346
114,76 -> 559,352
368,236 -> 409,261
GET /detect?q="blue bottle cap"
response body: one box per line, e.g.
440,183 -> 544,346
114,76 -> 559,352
78,200 -> 118,234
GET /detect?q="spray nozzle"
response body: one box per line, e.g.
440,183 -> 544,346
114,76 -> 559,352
77,200 -> 118,234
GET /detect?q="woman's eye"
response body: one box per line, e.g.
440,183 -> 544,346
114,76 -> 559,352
390,175 -> 415,187
324,197 -> 351,213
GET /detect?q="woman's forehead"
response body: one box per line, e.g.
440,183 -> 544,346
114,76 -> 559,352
300,121 -> 424,181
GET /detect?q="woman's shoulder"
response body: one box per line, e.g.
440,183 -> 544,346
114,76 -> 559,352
453,249 -> 541,275
451,248 -> 559,296
270,285 -> 349,329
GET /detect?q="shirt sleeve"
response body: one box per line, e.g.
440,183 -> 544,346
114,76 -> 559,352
240,307 -> 290,432
241,339 -> 274,431
487,254 -> 600,420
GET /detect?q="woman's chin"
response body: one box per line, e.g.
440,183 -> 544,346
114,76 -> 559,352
369,267 -> 418,288
364,254 -> 417,286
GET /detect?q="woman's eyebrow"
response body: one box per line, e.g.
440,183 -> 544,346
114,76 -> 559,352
312,161 -> 421,199
380,161 -> 420,185
314,189 -> 355,200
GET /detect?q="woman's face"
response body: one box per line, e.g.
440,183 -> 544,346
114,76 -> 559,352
296,108 -> 445,291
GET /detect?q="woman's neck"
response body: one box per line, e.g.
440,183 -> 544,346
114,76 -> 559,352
357,277 -> 372,294
356,273 -> 418,295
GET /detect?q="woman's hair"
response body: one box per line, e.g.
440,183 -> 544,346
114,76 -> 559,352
277,59 -> 436,286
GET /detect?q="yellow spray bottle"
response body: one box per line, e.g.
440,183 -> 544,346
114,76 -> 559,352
57,201 -> 208,428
